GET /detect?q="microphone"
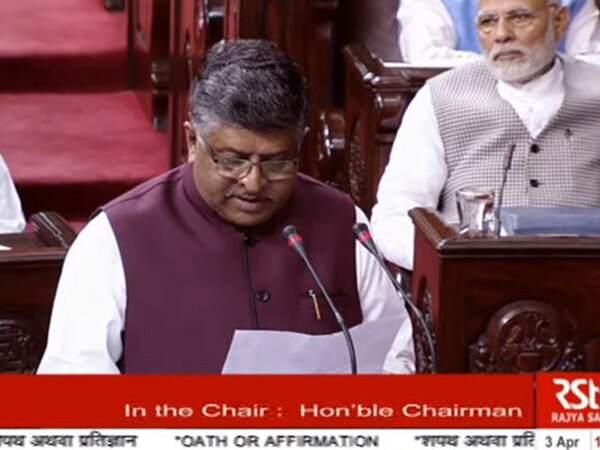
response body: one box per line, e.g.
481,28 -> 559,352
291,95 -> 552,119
282,225 -> 358,375
494,144 -> 516,238
352,223 -> 438,373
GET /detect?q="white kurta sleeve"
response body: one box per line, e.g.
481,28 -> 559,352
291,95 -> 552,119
37,212 -> 126,374
0,154 -> 25,233
398,0 -> 481,66
370,85 -> 447,270
354,207 -> 415,374
566,0 -> 600,60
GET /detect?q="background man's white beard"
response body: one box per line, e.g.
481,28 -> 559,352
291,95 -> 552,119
486,27 -> 557,84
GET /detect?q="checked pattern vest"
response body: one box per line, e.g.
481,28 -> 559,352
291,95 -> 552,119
427,59 -> 600,223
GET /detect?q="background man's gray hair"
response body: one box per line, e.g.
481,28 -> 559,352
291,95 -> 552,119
189,39 -> 308,140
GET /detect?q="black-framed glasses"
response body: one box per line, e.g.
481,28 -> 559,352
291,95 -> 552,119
199,136 -> 298,181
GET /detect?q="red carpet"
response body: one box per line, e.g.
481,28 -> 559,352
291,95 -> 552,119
0,0 -> 127,91
0,1 -> 171,224
0,92 -> 169,220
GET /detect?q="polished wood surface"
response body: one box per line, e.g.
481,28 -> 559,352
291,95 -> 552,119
127,0 -> 171,130
409,207 -> 600,373
342,45 -> 447,213
169,0 -> 224,166
316,108 -> 346,190
0,213 -> 75,373
104,0 -> 125,11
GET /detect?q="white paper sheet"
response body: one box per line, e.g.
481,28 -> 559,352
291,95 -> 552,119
0,244 -> 10,251
221,316 -> 401,374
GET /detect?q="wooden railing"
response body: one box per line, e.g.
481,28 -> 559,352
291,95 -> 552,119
0,212 -> 76,373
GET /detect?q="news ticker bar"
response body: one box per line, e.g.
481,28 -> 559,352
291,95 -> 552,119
0,429 -> 598,449
1,373 -> 600,428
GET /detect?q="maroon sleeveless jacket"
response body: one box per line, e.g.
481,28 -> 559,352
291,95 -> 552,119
102,163 -> 362,373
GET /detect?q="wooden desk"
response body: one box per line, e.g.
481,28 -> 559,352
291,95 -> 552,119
409,207 -> 600,373
0,212 -> 75,373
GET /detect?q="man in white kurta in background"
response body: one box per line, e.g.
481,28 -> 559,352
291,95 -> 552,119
0,153 -> 25,233
398,0 -> 600,65
372,0 -> 600,272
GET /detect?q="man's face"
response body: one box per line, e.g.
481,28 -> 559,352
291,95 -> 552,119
477,0 -> 568,84
187,123 -> 300,228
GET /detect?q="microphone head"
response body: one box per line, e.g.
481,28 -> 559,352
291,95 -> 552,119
352,223 -> 371,244
282,225 -> 304,252
352,222 -> 383,260
283,224 -> 298,240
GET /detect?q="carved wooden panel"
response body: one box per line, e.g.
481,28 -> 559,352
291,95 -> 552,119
412,285 -> 437,373
410,208 -> 600,373
0,212 -> 75,373
469,300 -> 584,373
348,118 -> 366,206
0,316 -> 42,373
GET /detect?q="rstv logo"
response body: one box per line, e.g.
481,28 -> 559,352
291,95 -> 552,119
554,378 -> 600,410
552,378 -> 600,424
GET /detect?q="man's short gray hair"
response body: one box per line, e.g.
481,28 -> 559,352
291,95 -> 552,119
189,39 -> 308,141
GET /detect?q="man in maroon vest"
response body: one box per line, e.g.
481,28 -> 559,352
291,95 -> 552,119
37,40 -> 414,374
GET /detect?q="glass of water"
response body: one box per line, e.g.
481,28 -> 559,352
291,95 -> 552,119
456,187 -> 495,237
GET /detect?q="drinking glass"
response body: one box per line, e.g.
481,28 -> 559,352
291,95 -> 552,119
456,187 -> 495,237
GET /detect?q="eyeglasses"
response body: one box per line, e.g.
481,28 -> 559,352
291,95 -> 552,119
476,4 -> 559,34
199,136 -> 298,181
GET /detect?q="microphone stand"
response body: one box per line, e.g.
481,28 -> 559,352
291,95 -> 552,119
283,225 -> 358,375
495,144 -> 516,238
353,224 -> 438,373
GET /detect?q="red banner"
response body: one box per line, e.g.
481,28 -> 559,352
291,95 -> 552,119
1,374 -> 533,429
536,372 -> 600,428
